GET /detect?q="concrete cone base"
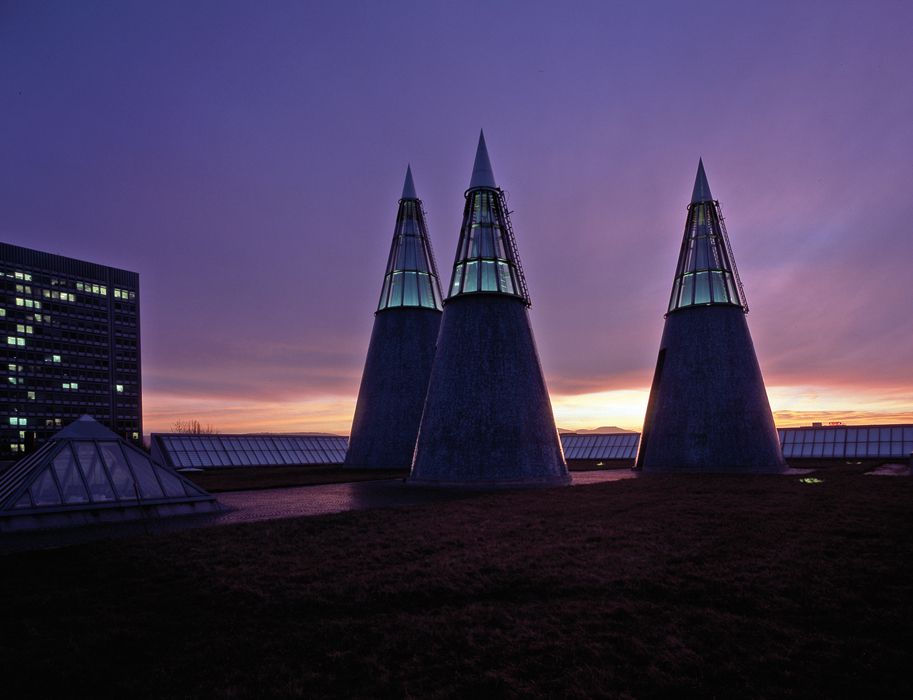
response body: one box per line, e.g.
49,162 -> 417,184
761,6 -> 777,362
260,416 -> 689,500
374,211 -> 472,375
637,305 -> 785,473
344,307 -> 440,469
409,295 -> 568,486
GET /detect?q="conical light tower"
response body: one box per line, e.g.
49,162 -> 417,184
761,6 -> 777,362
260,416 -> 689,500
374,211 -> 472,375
636,160 -> 785,473
344,166 -> 444,469
409,132 -> 569,486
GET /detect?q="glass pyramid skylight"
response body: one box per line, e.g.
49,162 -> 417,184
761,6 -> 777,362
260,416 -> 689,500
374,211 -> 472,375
446,131 -> 530,306
0,416 -> 218,531
667,159 -> 748,314
376,166 -> 443,312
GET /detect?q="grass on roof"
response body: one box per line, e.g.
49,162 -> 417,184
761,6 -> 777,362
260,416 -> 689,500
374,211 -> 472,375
182,465 -> 408,492
1,467 -> 911,698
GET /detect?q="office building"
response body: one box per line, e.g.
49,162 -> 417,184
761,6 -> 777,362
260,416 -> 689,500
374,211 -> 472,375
0,242 -> 141,460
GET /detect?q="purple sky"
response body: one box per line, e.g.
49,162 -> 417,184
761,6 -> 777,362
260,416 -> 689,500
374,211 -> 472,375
3,1 -> 912,432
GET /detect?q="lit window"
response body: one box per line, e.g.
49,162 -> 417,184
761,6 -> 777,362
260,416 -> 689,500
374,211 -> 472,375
27,391 -> 35,400
53,355 -> 61,363
116,384 -> 124,393
0,308 -> 5,316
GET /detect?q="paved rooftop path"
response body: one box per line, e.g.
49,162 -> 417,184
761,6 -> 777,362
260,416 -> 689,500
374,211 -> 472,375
214,469 -> 637,525
0,470 -> 636,554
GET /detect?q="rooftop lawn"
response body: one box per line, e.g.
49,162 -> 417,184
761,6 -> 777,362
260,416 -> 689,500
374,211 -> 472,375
182,465 -> 408,492
1,465 -> 911,698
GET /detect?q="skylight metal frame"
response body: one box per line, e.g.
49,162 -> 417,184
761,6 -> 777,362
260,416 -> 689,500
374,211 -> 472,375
376,197 -> 443,312
0,438 -> 211,516
667,199 -> 748,315
151,433 -> 349,469
446,186 -> 531,307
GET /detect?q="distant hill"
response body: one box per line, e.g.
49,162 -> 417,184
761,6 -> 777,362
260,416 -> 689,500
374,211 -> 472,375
557,426 -> 638,435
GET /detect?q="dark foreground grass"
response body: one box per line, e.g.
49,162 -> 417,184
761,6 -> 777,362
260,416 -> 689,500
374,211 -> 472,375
1,471 -> 912,698
183,465 -> 408,492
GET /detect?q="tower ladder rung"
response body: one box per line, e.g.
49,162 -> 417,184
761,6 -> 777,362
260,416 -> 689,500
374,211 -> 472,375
498,189 -> 531,306
716,202 -> 749,312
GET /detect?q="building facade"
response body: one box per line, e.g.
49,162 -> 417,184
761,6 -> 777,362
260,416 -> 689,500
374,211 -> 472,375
1,242 -> 141,460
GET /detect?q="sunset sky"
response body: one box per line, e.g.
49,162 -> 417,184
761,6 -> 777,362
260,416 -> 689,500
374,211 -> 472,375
2,1 -> 911,434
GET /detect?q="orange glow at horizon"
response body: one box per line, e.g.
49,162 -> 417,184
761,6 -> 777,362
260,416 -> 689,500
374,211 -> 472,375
143,393 -> 357,435
143,382 -> 913,436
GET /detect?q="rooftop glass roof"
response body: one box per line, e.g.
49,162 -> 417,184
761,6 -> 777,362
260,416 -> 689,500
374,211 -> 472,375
151,434 -> 349,469
667,160 -> 747,314
562,425 -> 913,461
560,433 -> 640,460
779,425 -> 913,459
376,166 -> 443,312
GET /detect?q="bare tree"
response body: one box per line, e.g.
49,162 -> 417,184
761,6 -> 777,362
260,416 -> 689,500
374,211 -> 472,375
171,419 -> 218,435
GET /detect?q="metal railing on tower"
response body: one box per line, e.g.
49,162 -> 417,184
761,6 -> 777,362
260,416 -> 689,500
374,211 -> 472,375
497,189 -> 531,307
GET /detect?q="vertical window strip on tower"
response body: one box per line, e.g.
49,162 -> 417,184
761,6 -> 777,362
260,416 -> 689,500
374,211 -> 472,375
377,201 -> 443,311
447,190 -> 527,303
667,201 -> 747,313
